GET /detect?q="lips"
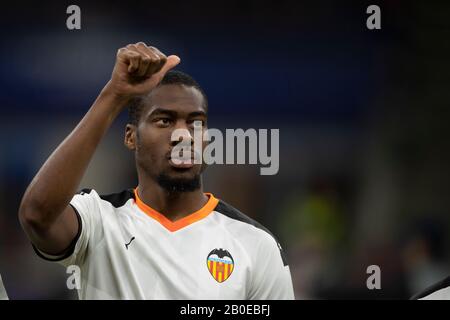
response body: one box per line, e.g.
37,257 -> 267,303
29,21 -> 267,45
166,150 -> 201,169
168,158 -> 195,169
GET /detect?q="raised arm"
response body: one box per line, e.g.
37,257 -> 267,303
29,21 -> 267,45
19,43 -> 180,255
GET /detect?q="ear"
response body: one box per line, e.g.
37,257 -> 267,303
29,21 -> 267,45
124,124 -> 137,151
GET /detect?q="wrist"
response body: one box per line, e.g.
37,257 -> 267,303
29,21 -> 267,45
102,81 -> 132,102
98,82 -> 133,114
89,84 -> 130,124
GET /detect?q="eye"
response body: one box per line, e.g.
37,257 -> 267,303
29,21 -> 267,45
155,118 -> 171,127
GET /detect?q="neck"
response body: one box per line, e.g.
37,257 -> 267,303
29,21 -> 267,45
136,175 -> 209,222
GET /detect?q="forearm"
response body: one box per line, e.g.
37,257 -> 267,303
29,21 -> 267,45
19,86 -> 128,227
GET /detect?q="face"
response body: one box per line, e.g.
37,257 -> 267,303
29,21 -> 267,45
125,84 -> 208,191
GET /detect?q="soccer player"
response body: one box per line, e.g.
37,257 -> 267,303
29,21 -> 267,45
18,42 -> 294,299
0,274 -> 8,300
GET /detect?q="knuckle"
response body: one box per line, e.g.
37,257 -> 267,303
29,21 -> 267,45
149,46 -> 163,55
151,59 -> 161,66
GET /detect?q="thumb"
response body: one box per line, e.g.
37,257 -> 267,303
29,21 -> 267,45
158,55 -> 181,76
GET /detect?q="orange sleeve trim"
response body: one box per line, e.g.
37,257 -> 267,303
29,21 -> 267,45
133,188 -> 219,232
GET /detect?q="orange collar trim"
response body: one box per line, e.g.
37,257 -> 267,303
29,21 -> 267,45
133,188 -> 219,232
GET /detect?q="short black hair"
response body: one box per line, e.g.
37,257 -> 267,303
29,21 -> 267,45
128,70 -> 208,125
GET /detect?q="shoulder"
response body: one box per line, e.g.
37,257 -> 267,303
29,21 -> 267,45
412,276 -> 450,300
214,199 -> 275,240
74,188 -> 135,208
213,199 -> 288,266
98,189 -> 135,208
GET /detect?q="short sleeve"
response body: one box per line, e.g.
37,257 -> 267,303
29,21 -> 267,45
0,274 -> 8,300
248,234 -> 295,300
33,189 -> 103,268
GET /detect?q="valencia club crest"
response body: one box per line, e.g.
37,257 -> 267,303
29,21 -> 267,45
206,248 -> 234,283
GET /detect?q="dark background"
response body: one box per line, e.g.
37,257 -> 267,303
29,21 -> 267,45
0,0 -> 450,299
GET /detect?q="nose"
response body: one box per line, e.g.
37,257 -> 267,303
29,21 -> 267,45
170,123 -> 194,147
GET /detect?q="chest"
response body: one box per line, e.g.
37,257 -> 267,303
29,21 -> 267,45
98,213 -> 251,299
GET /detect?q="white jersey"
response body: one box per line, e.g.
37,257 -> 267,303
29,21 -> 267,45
34,188 -> 294,300
413,276 -> 450,300
0,274 -> 8,300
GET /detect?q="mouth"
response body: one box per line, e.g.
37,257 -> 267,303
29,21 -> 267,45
168,158 -> 195,169
166,150 -> 201,169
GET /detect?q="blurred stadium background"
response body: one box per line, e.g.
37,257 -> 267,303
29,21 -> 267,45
1,0 -> 450,299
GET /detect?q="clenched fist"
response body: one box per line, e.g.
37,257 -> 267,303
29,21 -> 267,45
105,42 -> 180,102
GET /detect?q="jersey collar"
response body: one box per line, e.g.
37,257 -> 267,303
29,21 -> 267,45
133,188 -> 219,232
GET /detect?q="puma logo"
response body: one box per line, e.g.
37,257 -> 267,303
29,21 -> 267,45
125,236 -> 135,250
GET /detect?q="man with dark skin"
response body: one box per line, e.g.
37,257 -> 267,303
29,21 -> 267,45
18,42 -> 294,299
